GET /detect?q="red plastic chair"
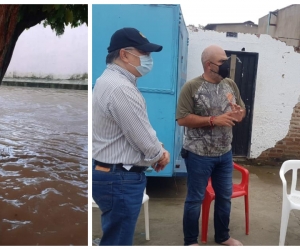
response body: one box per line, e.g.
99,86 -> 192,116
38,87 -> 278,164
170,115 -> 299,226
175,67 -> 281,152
201,162 -> 249,243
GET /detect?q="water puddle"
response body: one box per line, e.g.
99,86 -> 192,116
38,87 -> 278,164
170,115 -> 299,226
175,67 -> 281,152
0,86 -> 87,245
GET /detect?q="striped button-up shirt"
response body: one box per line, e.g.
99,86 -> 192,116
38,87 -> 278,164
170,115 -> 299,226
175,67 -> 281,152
92,63 -> 163,166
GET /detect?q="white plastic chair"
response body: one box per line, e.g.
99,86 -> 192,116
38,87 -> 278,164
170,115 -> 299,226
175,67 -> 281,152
92,188 -> 150,240
279,160 -> 300,246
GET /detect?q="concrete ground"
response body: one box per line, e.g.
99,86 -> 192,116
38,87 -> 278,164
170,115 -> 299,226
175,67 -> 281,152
92,163 -> 300,246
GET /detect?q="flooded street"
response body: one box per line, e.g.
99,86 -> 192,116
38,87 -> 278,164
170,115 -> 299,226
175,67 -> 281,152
0,86 -> 87,245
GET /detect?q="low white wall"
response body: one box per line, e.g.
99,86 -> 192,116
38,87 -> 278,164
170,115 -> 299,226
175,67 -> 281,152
5,23 -> 88,80
187,29 -> 300,158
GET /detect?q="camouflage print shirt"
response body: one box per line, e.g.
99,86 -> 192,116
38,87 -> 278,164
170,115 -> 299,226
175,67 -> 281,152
176,76 -> 245,157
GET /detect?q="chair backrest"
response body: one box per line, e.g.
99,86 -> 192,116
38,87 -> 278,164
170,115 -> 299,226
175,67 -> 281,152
142,188 -> 149,204
279,160 -> 300,195
233,162 -> 249,191
92,198 -> 98,207
207,162 -> 249,191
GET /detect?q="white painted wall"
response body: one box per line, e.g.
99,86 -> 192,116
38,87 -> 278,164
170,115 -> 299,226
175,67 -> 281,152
187,29 -> 300,158
5,23 -> 88,79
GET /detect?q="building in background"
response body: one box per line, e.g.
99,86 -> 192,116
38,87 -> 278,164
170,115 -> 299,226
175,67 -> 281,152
201,4 -> 300,51
204,21 -> 258,35
258,4 -> 300,49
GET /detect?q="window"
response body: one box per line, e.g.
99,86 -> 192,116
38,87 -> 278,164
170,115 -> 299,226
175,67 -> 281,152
226,32 -> 238,38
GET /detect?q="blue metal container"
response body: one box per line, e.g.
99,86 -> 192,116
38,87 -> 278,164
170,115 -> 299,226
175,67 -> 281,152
92,4 -> 189,177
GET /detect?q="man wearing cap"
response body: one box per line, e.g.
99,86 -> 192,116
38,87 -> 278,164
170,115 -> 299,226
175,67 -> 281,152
176,45 -> 245,246
92,27 -> 170,246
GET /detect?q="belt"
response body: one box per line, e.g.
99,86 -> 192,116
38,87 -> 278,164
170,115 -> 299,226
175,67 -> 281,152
94,160 -> 148,173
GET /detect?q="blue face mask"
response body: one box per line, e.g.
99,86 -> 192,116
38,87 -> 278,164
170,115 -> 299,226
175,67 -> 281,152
126,51 -> 153,76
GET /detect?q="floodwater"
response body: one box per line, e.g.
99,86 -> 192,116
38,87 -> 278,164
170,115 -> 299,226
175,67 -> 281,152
0,86 -> 88,245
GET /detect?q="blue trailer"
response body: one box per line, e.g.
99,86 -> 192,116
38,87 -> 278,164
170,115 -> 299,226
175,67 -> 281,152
92,4 -> 189,177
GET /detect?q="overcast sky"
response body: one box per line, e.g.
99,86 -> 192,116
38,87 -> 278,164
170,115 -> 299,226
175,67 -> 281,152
100,1 -> 298,27
179,0 -> 297,26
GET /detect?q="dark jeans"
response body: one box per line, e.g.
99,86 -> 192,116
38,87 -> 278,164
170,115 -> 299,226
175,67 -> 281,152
92,159 -> 147,246
183,150 -> 233,245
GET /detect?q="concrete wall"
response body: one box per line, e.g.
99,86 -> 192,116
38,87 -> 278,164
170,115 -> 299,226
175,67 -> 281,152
258,5 -> 300,48
5,23 -> 88,80
214,24 -> 258,34
187,29 -> 300,159
259,102 -> 300,161
257,14 -> 277,36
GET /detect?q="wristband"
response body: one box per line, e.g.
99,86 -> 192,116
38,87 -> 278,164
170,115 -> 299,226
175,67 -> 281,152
209,116 -> 215,128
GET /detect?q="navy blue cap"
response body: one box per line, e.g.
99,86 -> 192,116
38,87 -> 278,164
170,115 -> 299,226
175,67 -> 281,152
107,27 -> 163,53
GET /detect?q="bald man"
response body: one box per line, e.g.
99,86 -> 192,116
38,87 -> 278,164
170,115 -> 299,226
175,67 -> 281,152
176,45 -> 246,246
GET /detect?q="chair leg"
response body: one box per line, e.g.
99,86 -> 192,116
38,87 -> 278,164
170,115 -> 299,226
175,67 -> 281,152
144,200 -> 150,240
279,205 -> 290,246
201,195 -> 213,244
244,195 -> 249,235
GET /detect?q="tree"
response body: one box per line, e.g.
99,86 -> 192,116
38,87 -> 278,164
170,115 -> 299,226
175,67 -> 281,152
0,4 -> 88,83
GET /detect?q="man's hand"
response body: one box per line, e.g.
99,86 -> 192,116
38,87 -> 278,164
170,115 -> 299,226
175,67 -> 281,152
213,113 -> 238,127
229,103 -> 245,122
152,149 -> 170,172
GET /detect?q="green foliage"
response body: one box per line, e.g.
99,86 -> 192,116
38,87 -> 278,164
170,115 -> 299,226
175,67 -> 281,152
18,4 -> 88,36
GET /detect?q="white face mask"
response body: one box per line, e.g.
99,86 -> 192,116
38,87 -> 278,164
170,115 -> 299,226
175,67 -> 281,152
126,50 -> 153,76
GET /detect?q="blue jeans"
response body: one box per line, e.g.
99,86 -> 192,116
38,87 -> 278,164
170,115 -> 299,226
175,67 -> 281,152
183,150 -> 233,245
92,160 -> 147,246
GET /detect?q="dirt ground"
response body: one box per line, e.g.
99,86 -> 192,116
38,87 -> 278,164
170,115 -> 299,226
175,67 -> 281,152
92,162 -> 300,246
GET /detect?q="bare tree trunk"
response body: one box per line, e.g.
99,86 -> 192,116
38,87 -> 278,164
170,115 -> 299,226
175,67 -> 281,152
0,5 -> 20,83
0,5 -> 47,84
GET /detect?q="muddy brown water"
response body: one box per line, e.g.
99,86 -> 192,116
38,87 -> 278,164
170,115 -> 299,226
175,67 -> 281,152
0,86 -> 87,246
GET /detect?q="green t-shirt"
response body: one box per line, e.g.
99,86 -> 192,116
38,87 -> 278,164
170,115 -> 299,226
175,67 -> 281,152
176,76 -> 245,157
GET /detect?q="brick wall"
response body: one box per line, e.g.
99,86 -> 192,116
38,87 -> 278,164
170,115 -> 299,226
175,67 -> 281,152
257,102 -> 300,163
